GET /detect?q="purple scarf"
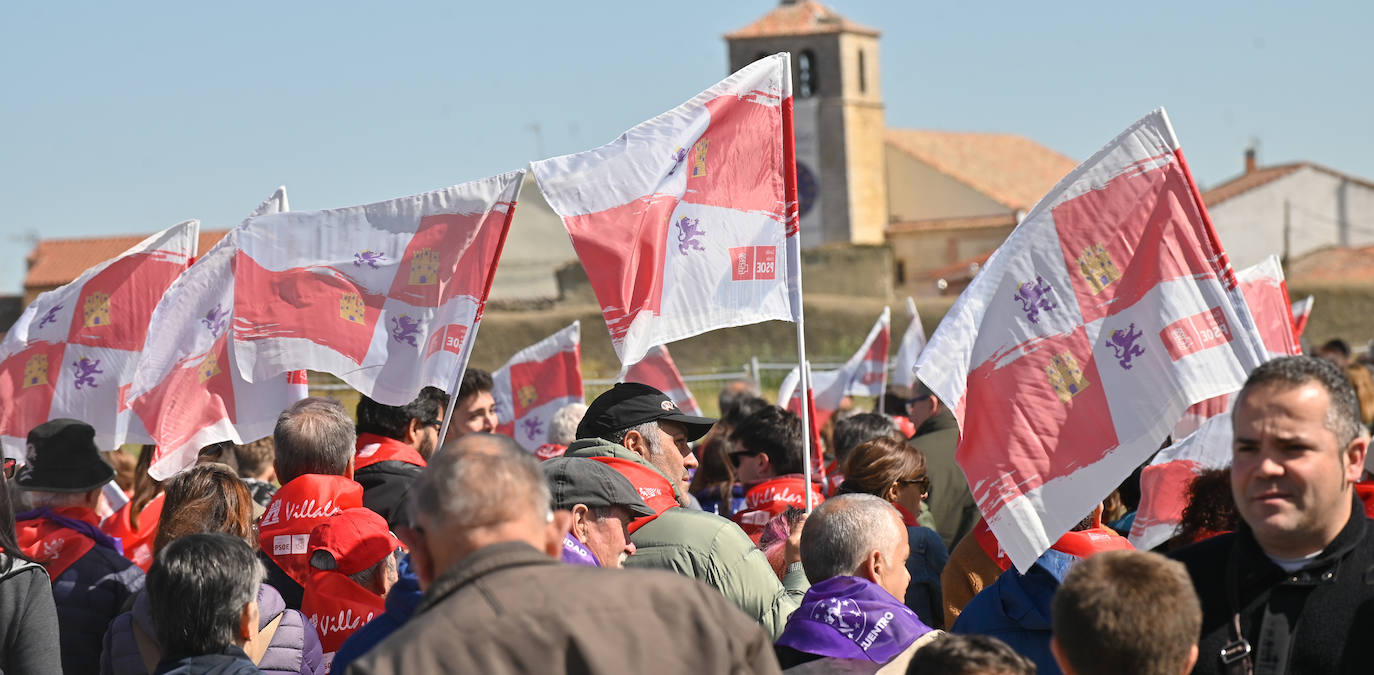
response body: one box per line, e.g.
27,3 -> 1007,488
776,576 -> 933,663
560,533 -> 600,567
17,508 -> 124,555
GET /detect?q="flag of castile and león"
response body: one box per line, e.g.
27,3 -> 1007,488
231,173 -> 524,405
530,53 -> 802,368
491,322 -> 583,452
913,109 -> 1268,572
0,221 -> 199,457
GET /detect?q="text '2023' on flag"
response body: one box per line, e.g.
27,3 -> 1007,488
128,190 -> 309,480
620,344 -> 702,417
492,321 -> 583,452
0,221 -> 199,458
913,108 -> 1268,572
231,172 -> 525,405
529,53 -> 802,368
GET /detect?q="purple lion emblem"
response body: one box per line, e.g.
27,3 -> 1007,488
667,147 -> 687,175
71,357 -> 103,390
201,303 -> 229,337
523,417 -> 544,442
1106,323 -> 1146,369
1014,276 -> 1057,324
37,304 -> 63,330
354,250 -> 385,269
675,217 -> 706,255
390,315 -> 421,347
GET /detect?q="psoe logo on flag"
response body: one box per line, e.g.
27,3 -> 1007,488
730,246 -> 777,281
1160,307 -> 1234,361
425,324 -> 470,358
1045,352 -> 1091,403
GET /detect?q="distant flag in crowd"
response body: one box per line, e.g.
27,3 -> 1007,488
891,297 -> 926,391
780,308 -> 892,425
845,306 -> 890,397
231,172 -> 525,405
530,53 -> 802,369
248,186 -> 290,218
914,109 -> 1267,572
779,365 -> 846,433
0,221 -> 199,458
129,190 -> 309,480
620,344 -> 702,416
492,322 -> 583,452
1291,295 -> 1314,340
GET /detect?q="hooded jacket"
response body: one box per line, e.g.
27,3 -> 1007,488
352,433 -> 425,529
565,437 -> 806,638
950,548 -> 1078,675
101,583 -> 325,675
0,554 -> 62,675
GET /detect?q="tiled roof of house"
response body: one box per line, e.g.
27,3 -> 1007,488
724,0 -> 879,39
885,129 -> 1078,211
1286,245 -> 1374,284
25,230 -> 228,290
1202,162 -> 1374,208
886,212 -> 1018,235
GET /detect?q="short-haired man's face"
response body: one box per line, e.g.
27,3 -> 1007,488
645,420 -> 697,504
415,411 -> 442,461
730,440 -> 773,487
877,512 -> 911,602
448,391 -> 497,441
576,505 -> 636,568
1231,382 -> 1366,558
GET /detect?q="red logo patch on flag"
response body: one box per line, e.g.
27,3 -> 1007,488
1160,307 -> 1233,361
425,324 -> 469,358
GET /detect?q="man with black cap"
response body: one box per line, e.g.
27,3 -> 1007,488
566,382 -> 808,638
14,418 -> 145,675
543,456 -> 656,568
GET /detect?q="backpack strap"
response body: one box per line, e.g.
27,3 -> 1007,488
131,620 -> 161,675
244,612 -> 284,665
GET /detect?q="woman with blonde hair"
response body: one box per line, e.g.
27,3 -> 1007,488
839,436 -> 949,628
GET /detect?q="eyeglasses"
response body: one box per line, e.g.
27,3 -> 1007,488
729,450 -> 764,467
421,419 -> 443,430
897,475 -> 931,498
2,458 -> 14,480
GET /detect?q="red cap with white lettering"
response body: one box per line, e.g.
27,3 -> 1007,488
307,508 -> 401,575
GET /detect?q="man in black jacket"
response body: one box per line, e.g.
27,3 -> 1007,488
353,387 -> 447,527
1172,355 -> 1374,674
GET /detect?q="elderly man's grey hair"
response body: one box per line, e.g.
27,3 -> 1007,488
414,433 -> 551,532
799,493 -> 904,584
548,403 -> 588,447
273,397 -> 356,483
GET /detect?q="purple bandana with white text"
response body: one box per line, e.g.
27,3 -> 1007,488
560,533 -> 600,567
775,576 -> 933,663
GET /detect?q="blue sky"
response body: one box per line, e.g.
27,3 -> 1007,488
2,1 -> 1370,293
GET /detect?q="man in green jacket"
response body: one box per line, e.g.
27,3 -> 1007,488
566,383 -> 807,638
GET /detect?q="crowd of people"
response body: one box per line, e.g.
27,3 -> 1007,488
3,349 -> 1374,673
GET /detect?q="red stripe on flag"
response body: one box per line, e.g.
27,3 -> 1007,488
506,347 -> 583,420
679,93 -> 786,218
131,337 -> 237,453
564,196 -> 678,343
1130,458 -> 1204,536
957,326 -> 1120,513
1239,277 -> 1301,356
233,252 -> 383,365
0,342 -> 66,439
67,253 -> 187,351
386,211 -> 510,308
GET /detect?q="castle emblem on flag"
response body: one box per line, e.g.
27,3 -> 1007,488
668,146 -> 687,175
1045,352 -> 1091,403
675,217 -> 706,255
201,303 -> 230,337
408,249 -> 439,286
1014,276 -> 1057,324
84,292 -> 111,327
339,294 -> 365,324
198,352 -> 221,382
389,315 -> 420,347
37,304 -> 62,330
1077,243 -> 1121,294
522,417 -> 544,442
1106,323 -> 1146,370
353,250 -> 384,269
517,384 -> 538,409
71,357 -> 103,390
23,354 -> 48,388
690,138 -> 709,178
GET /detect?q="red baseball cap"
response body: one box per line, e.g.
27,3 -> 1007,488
307,508 -> 402,576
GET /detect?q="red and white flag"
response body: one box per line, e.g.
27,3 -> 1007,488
845,307 -> 890,397
231,172 -> 524,405
0,221 -> 199,457
892,297 -> 927,391
620,345 -> 702,416
492,322 -> 583,451
1291,295 -> 1314,340
129,191 -> 309,480
530,53 -> 802,368
778,366 -> 845,432
913,109 -> 1267,572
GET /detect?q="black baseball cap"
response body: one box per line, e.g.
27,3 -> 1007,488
576,382 -> 716,442
542,457 -> 656,517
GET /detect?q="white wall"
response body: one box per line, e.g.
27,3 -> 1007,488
1209,167 -> 1374,270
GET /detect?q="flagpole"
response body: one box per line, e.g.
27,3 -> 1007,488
878,308 -> 890,414
778,55 -> 814,513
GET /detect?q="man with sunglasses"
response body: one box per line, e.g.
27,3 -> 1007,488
728,406 -> 825,542
354,386 -> 448,527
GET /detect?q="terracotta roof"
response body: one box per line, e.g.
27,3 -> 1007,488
1202,162 -> 1374,208
1286,245 -> 1374,284
724,1 -> 879,39
25,230 -> 228,290
885,129 -> 1078,211
920,250 -> 996,282
886,212 -> 1018,235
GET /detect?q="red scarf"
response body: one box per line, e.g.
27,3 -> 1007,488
17,507 -> 100,579
587,457 -> 679,535
974,519 -> 1133,572
1356,481 -> 1374,518
100,493 -> 165,571
893,502 -> 920,528
258,475 -> 364,586
354,433 -> 426,471
301,569 -> 385,656
732,475 -> 825,543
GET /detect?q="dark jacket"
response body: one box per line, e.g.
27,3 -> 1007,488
346,541 -> 781,675
951,548 -> 1077,675
0,555 -> 62,675
52,541 -> 146,674
1171,499 -> 1374,675
154,646 -> 262,675
912,410 -> 979,551
329,555 -> 422,675
103,583 -> 325,675
354,461 -> 421,529
905,524 -> 949,629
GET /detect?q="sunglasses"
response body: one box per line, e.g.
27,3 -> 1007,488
728,450 -> 764,467
897,475 -> 931,498
2,458 -> 14,480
